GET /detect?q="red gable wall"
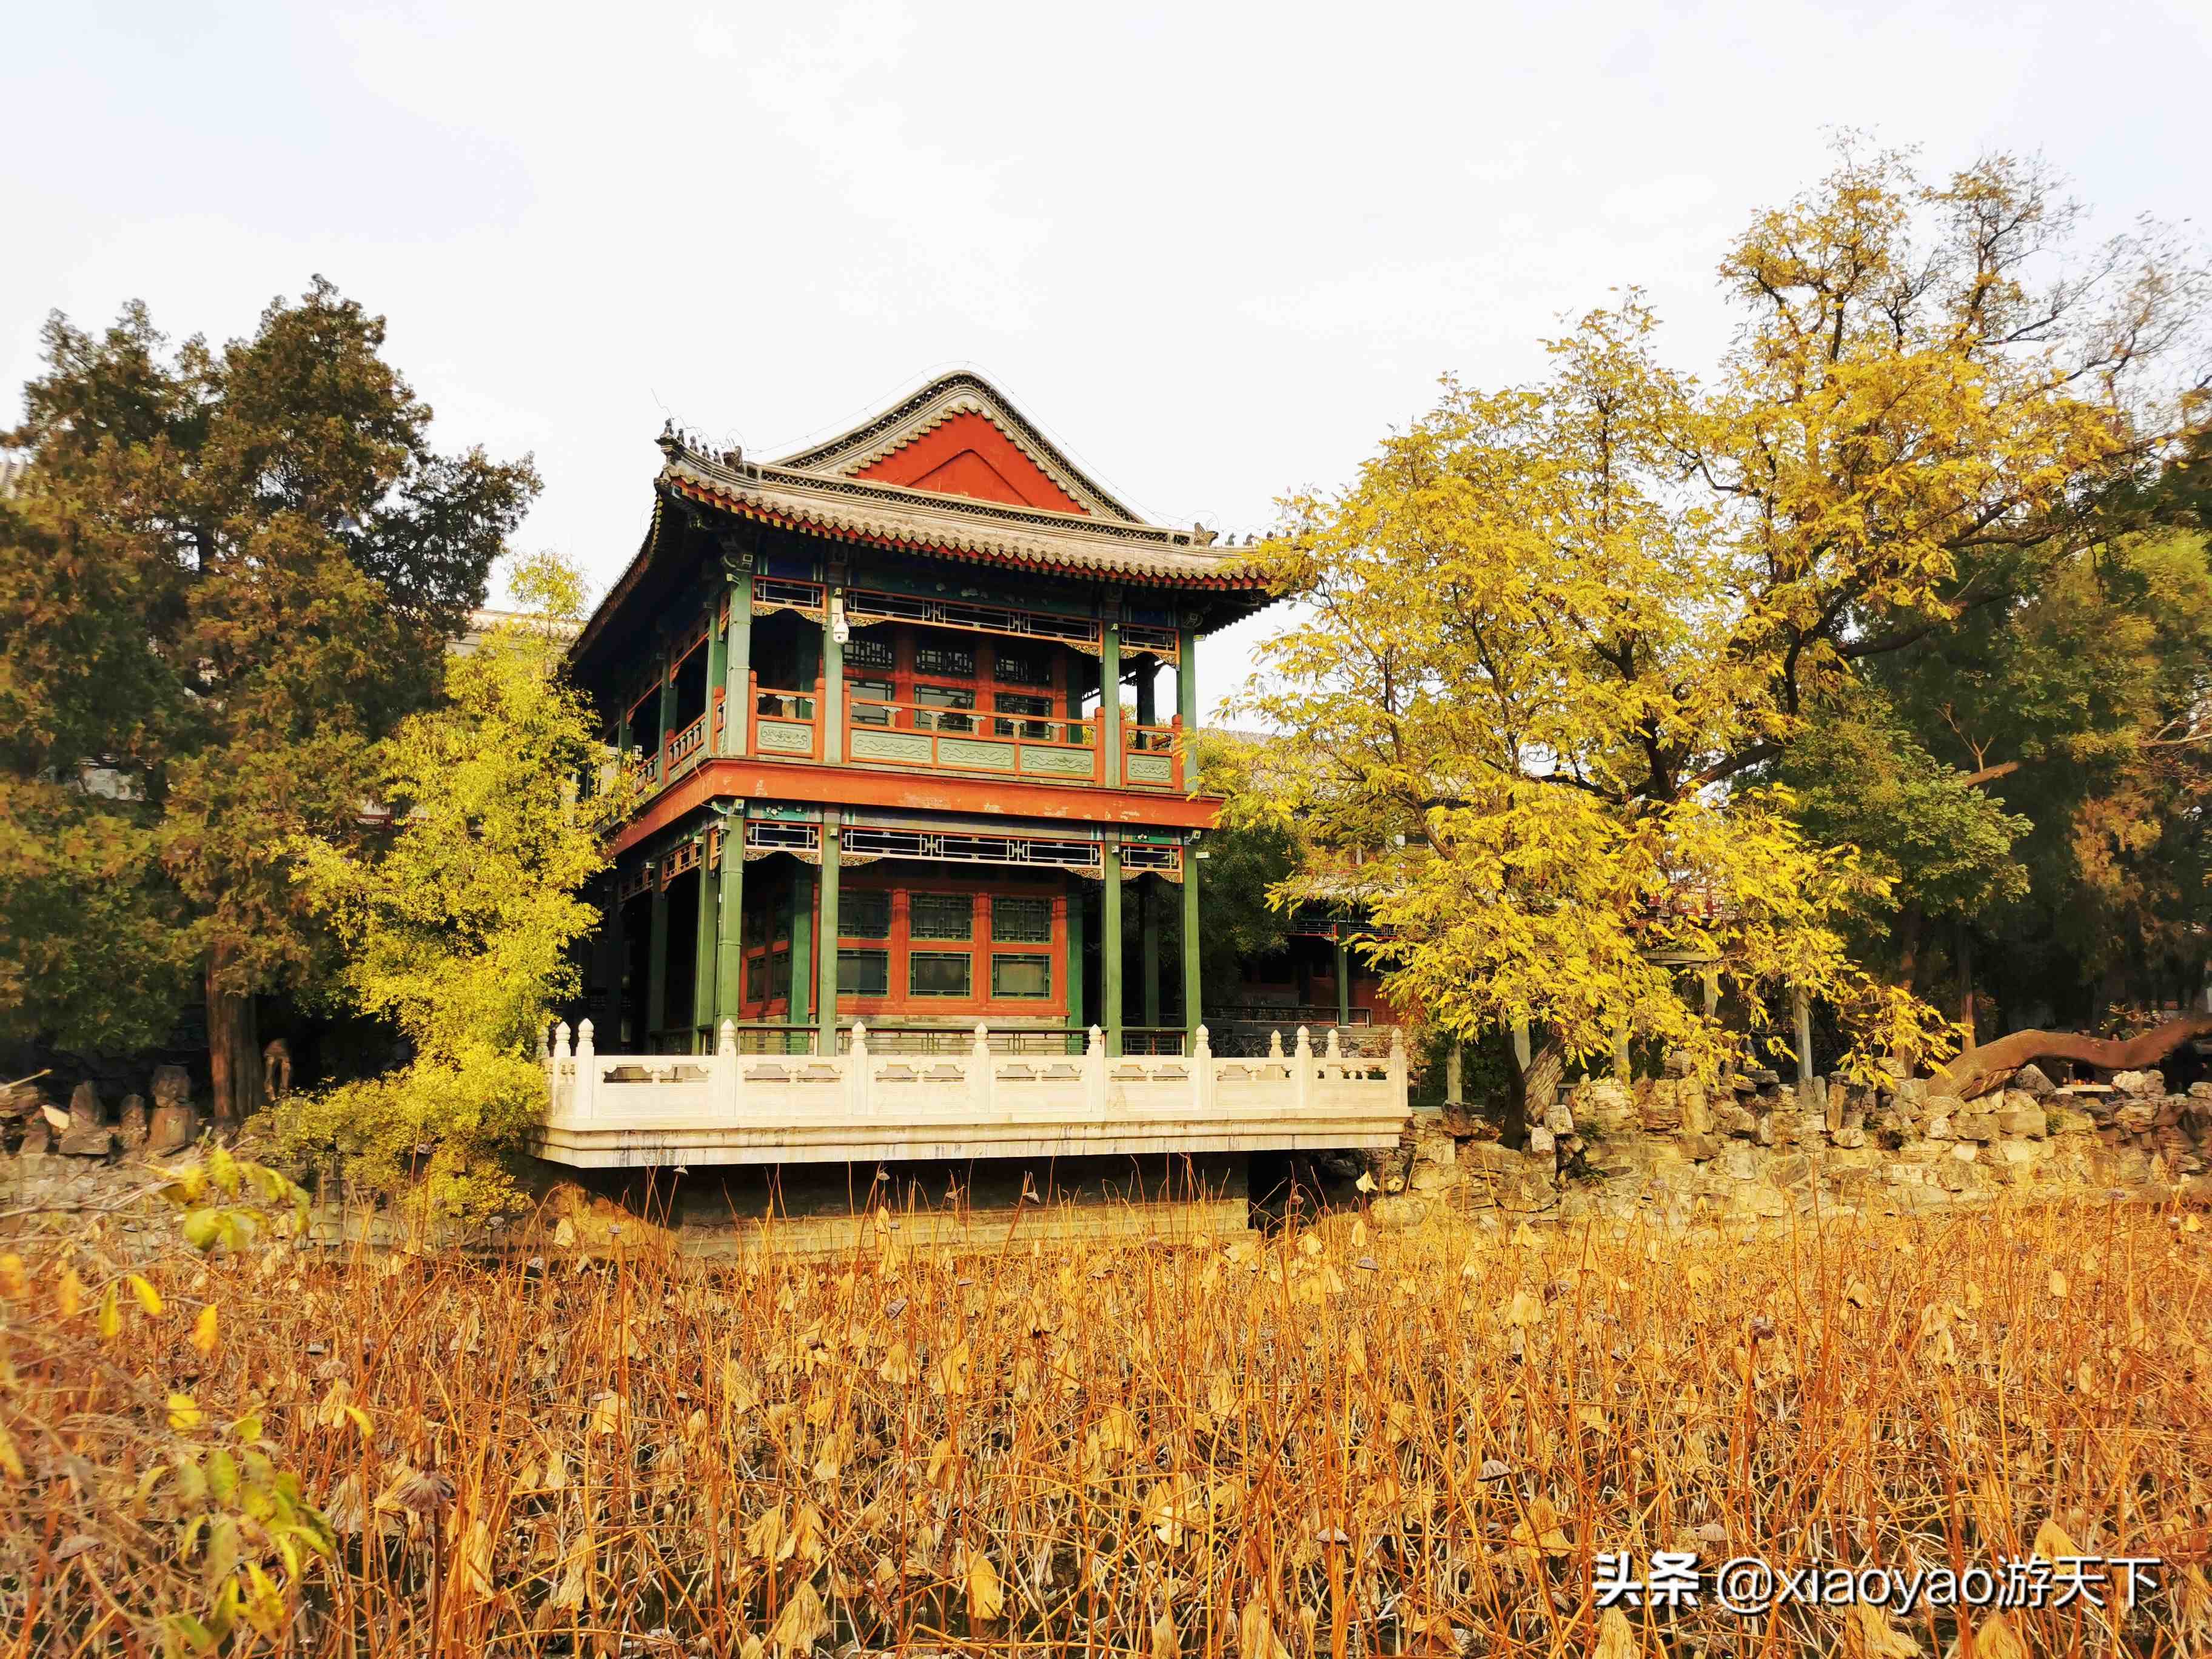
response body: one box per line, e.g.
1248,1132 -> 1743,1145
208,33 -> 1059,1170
852,411 -> 1087,514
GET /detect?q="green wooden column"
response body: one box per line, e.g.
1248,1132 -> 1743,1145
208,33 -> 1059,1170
788,865 -> 813,1037
715,816 -> 745,1030
702,595 -> 727,759
644,858 -> 669,1050
1102,833 -> 1124,1057
1100,602 -> 1122,787
1335,934 -> 1352,1030
816,813 -> 841,1051
722,560 -> 752,756
689,833 -> 716,1052
1139,879 -> 1161,1028
1064,877 -> 1086,1034
822,589 -> 845,764
1181,839 -> 1202,1039
1176,625 -> 1199,792
655,645 -> 677,776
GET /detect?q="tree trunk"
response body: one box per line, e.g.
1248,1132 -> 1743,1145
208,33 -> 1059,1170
205,940 -> 263,1128
1932,1014 -> 2212,1099
1896,902 -> 1924,993
1504,1036 -> 1565,1147
1956,922 -> 1976,1053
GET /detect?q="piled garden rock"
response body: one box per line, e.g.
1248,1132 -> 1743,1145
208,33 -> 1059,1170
1366,1061 -> 2212,1230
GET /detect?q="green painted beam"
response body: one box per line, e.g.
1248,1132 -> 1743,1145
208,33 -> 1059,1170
1335,936 -> 1350,1030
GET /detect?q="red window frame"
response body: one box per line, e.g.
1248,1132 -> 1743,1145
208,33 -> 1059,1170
831,873 -> 1068,1021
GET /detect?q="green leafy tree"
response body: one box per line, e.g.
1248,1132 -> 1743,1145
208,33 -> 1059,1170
0,284 -> 536,1113
1765,686 -> 2032,988
1864,528 -> 2212,1027
276,555 -> 631,1219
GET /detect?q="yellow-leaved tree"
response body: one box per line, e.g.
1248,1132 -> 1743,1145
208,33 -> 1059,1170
278,553 -> 634,1218
1233,145 -> 2206,1084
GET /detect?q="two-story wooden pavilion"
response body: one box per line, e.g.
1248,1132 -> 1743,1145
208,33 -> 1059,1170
568,373 -> 1272,1060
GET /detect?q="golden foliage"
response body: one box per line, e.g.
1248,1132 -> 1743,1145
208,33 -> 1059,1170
1232,146 -> 2202,1079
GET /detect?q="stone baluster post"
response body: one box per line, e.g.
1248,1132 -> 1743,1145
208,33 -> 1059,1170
1324,1025 -> 1343,1085
1387,1025 -> 1408,1114
717,1018 -> 739,1119
848,1021 -> 870,1118
1193,1022 -> 1215,1118
1086,1025 -> 1108,1116
1293,1026 -> 1313,1118
573,1020 -> 595,1124
971,1022 -> 994,1118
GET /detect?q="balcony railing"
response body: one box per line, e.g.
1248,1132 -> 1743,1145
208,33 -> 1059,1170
845,694 -> 1102,784
747,674 -> 823,760
665,714 -> 708,772
644,673 -> 1189,791
1122,722 -> 1184,789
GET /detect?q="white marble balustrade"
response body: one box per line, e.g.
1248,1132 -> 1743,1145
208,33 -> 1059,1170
535,1019 -> 1409,1168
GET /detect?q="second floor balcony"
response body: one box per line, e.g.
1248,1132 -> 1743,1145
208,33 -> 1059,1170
732,672 -> 1185,790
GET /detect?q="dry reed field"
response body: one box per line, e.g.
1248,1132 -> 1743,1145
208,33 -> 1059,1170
7,1188 -> 2212,1657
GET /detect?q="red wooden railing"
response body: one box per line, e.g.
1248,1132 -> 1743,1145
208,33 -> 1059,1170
1121,717 -> 1184,789
745,670 -> 824,761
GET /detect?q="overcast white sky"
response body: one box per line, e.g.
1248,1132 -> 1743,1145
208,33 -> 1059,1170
6,1 -> 2208,713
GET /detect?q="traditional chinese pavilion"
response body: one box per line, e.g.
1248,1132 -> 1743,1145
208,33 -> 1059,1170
539,374 -> 1408,1170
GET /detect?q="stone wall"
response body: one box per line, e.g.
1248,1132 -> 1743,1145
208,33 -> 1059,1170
1370,1062 -> 2212,1228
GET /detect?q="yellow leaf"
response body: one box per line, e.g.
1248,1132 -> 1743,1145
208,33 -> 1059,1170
2048,1271 -> 2068,1299
1595,1607 -> 1641,1659
0,1255 -> 23,1299
191,1305 -> 220,1356
167,1394 -> 203,1431
98,1282 -> 121,1341
0,1425 -> 22,1481
58,1269 -> 82,1319
2031,1517 -> 2078,1561
128,1274 -> 164,1317
1502,1288 -> 1543,1327
965,1548 -> 1005,1623
768,1579 -> 826,1655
